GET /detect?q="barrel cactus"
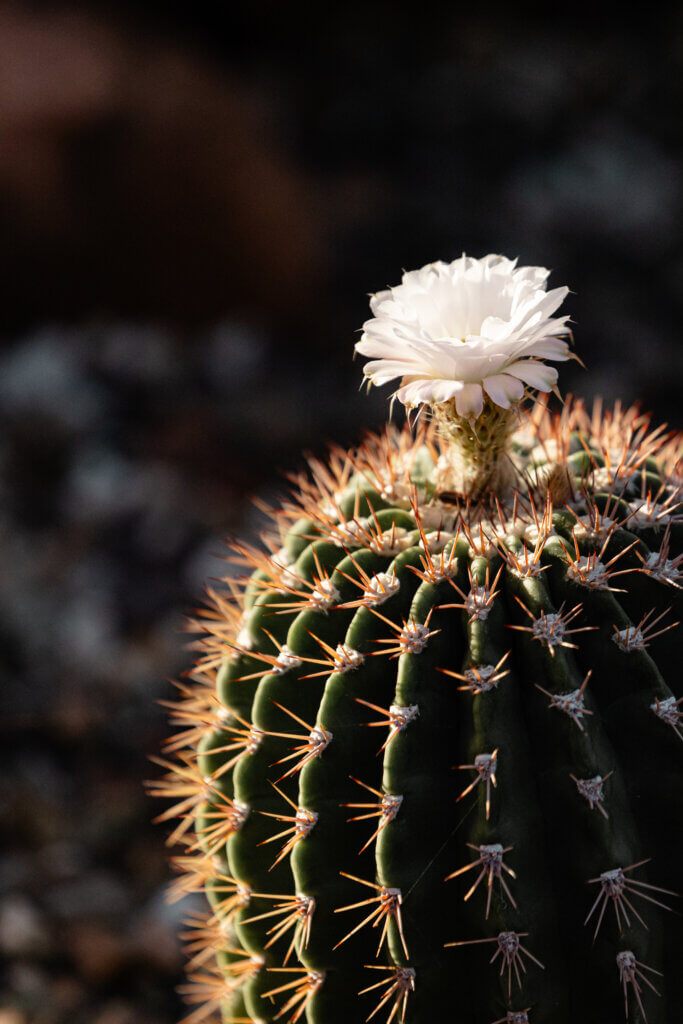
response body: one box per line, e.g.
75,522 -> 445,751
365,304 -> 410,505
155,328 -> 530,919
151,255 -> 682,1024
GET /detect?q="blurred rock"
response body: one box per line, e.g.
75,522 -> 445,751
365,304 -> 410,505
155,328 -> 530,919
508,124 -> 681,251
0,897 -> 49,958
129,895 -> 183,974
46,872 -> 131,921
5,962 -> 50,1007
0,330 -> 105,431
66,922 -> 128,983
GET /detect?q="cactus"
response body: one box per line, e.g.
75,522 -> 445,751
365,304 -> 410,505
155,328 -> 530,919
151,257 -> 682,1024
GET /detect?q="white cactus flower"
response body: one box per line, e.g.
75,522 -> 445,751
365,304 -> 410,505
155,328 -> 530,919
356,254 -> 571,420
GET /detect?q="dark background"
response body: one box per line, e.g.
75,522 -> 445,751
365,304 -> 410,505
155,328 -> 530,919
1,3 -> 681,1022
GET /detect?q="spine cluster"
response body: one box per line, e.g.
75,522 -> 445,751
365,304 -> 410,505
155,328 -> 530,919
150,400 -> 682,1024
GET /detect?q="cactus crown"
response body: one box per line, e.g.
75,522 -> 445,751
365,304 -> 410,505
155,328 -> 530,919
150,257 -> 682,1024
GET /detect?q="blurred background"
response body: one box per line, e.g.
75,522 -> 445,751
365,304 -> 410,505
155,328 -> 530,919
1,2 -> 681,1021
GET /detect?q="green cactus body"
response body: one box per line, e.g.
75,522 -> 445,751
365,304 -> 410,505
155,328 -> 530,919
155,401 -> 682,1024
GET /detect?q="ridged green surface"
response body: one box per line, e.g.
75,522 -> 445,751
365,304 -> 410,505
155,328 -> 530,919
162,412 -> 682,1024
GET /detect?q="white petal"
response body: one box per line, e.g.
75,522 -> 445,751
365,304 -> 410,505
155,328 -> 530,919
513,265 -> 548,288
523,336 -> 572,360
447,347 -> 510,379
504,359 -> 558,391
531,285 -> 570,319
454,383 -> 484,419
479,316 -> 514,342
368,288 -> 392,312
504,332 -> 571,363
428,378 -> 467,403
483,373 -> 525,408
396,377 -> 464,406
361,358 -> 423,385
356,331 -> 420,362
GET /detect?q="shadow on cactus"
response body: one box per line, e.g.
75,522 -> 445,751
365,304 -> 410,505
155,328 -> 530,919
149,256 -> 682,1024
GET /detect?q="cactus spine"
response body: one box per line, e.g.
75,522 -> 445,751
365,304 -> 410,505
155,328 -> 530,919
151,259 -> 682,1024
